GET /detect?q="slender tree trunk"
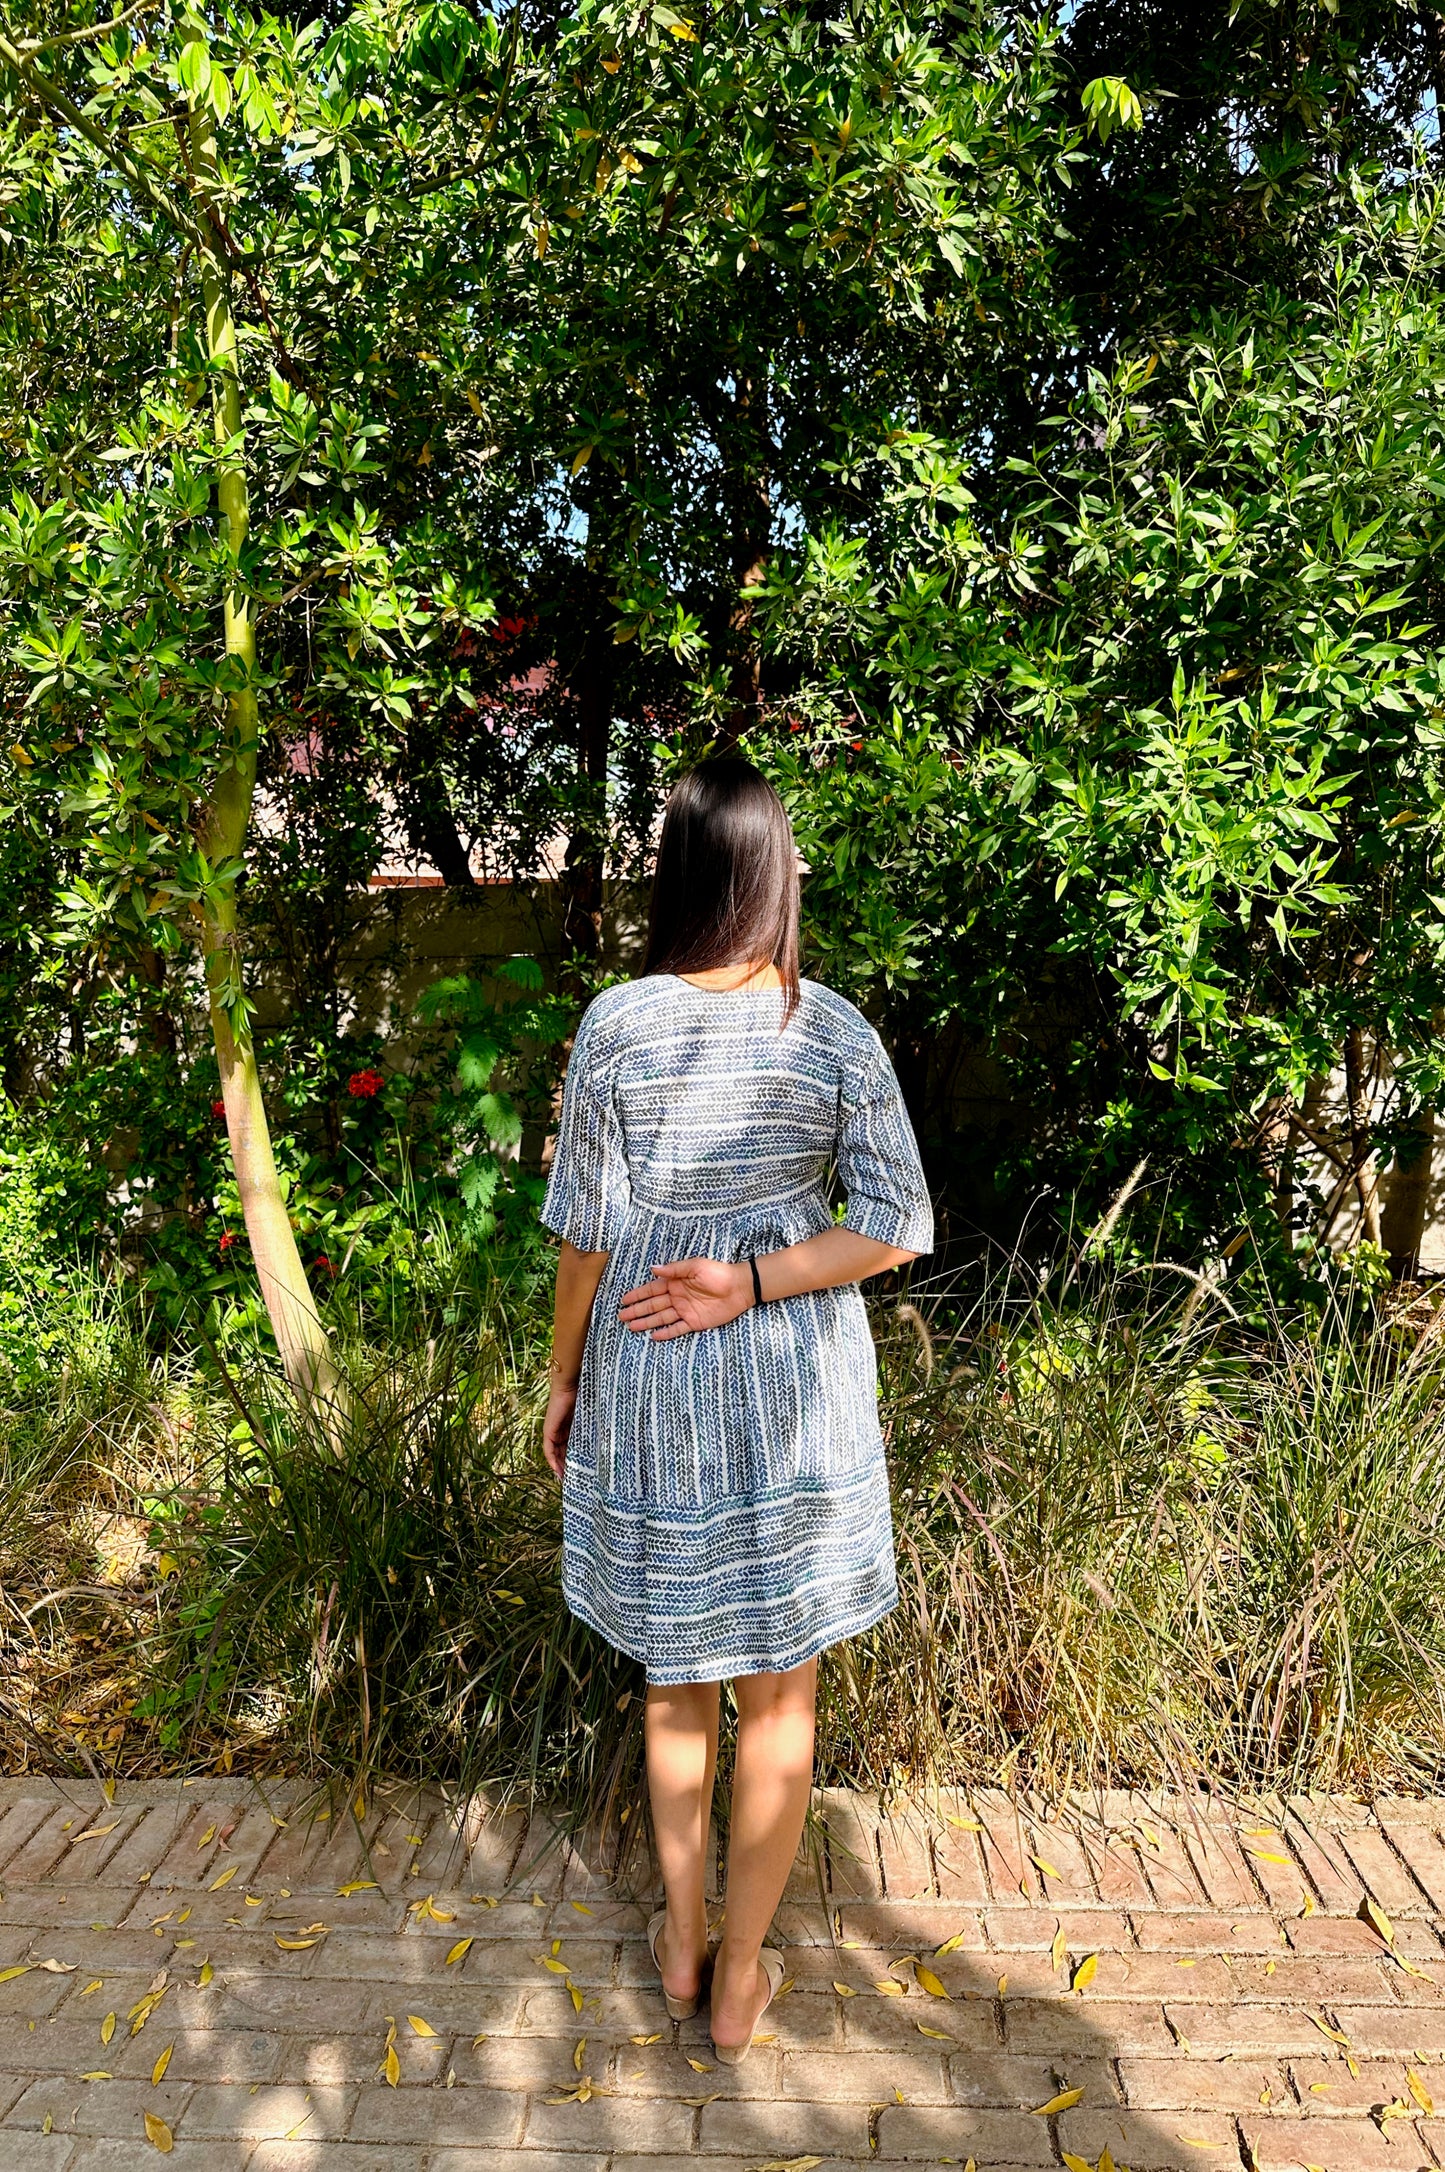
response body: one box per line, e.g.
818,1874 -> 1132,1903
559,597 -> 612,993
719,372 -> 771,752
1381,1106 -> 1435,1281
183,33 -> 334,1406
1256,1093 -> 1295,1233
1343,1025 -> 1383,1247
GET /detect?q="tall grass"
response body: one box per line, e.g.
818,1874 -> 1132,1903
5,1242 -> 1445,1815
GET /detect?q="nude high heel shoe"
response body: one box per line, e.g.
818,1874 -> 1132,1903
711,1946 -> 786,2066
648,1908 -> 706,2022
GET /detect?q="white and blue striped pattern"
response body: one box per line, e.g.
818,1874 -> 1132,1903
541,973 -> 934,1685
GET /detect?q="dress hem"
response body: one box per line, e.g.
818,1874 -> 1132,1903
562,1582 -> 900,1688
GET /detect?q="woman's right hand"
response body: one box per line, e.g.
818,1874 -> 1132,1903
542,1376 -> 579,1479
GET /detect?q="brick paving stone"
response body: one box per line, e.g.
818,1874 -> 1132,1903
1244,2112 -> 1436,2169
1119,2053 -> 1290,2112
1021,1821 -> 1100,1907
877,1805 -> 936,1900
1287,1913 -> 1401,1957
1282,1810 -> 1369,1912
1183,1814 -> 1269,1914
1227,1954 -> 1397,2003
519,2089 -> 697,2151
929,1797 -> 990,1906
179,2081 -> 354,2139
1337,2006 -> 1445,2055
1002,1996 -> 1176,2055
346,2079 -> 526,2146
840,1992 -> 998,2054
818,1790 -> 882,1902
837,1901 -> 986,1952
1136,1819 -> 1211,1911
1058,2107 -> 1241,2169
983,1906 -> 1133,1952
1083,1832 -> 1158,1909
1374,1814 -> 1445,1915
970,1792 -> 1040,1905
948,2051 -> 1115,2108
699,2094 -> 870,2153
1228,1825 -> 1314,1914
0,2138 -> 74,2172
1167,2002 -> 1366,2055
4,2076 -> 193,2136
251,2148 -> 426,2172
872,2102 -> 1057,2163
780,2048 -> 949,2101
1136,1911 -> 1288,1954
433,2156 -> 607,2172
63,2146 -> 236,2172
1338,1825 -> 1437,1917
1287,2052 -> 1424,2112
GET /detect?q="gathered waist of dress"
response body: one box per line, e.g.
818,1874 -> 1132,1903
624,1180 -> 833,1225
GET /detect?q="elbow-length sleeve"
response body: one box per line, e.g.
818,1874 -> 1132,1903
540,1013 -> 631,1253
837,1033 -> 934,1256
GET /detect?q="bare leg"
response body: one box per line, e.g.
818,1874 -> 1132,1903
710,1656 -> 817,2047
645,1679 -> 721,2001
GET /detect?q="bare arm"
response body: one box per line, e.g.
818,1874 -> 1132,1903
542,1238 -> 610,1476
617,1227 -> 918,1342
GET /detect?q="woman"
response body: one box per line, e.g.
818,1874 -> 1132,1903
540,757 -> 932,2065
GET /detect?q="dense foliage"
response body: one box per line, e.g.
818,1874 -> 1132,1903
3,0 -> 1445,1337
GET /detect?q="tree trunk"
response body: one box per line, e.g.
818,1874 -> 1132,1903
719,372 -> 771,752
1381,1105 -> 1435,1281
1256,1093 -> 1295,1233
1343,1025 -> 1383,1247
559,601 -> 612,993
184,33 -> 335,1408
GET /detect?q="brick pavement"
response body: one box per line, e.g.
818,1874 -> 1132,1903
2,1779 -> 1445,2169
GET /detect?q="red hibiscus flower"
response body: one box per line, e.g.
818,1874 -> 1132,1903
347,1068 -> 385,1099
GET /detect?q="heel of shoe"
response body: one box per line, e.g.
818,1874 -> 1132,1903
664,1990 -> 700,2022
711,2037 -> 749,2066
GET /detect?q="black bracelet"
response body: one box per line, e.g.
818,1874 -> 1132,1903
748,1254 -> 764,1308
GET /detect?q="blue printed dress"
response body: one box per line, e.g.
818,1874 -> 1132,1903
540,973 -> 934,1684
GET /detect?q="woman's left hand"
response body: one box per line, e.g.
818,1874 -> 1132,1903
618,1256 -> 752,1340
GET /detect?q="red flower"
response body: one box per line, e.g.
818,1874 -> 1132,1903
218,1231 -> 237,1252
211,1099 -> 226,1118
347,1068 -> 385,1099
315,1254 -> 337,1276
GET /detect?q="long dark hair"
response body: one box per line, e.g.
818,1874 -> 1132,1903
642,758 -> 802,1020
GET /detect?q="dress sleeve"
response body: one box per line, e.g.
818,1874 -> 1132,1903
540,1013 -> 631,1252
837,1034 -> 934,1255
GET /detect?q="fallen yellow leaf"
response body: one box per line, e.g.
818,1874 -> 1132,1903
574,2038 -> 587,2072
274,1936 -> 322,1951
73,1824 -> 118,1843
916,2023 -> 954,2041
1072,1952 -> 1099,1992
915,1965 -> 949,1998
832,1981 -> 857,1997
208,1866 -> 237,1891
933,1930 -> 969,1957
1031,1855 -> 1061,1879
80,2070 -> 113,2082
629,2033 -> 663,2045
80,1980 -> 102,1997
101,2012 -> 116,2044
151,2044 -> 173,2086
1408,2068 -> 1435,2115
1032,2086 -> 1085,2115
873,1979 -> 905,1996
0,1967 -> 29,1984
337,1881 -> 378,1898
144,2111 -> 173,2153
198,1826 -> 216,1849
1051,1924 -> 1068,1974
407,2015 -> 437,2038
686,2055 -> 713,2072
445,1938 -> 474,1966
197,1962 -> 214,1988
383,2044 -> 400,2087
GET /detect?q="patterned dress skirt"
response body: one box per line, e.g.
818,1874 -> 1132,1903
541,975 -> 934,1684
